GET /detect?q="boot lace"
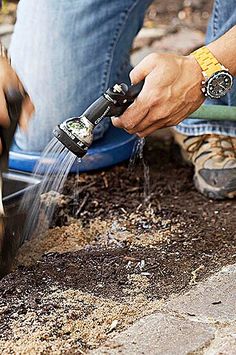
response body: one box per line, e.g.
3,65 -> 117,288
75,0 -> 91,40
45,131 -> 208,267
186,134 -> 236,159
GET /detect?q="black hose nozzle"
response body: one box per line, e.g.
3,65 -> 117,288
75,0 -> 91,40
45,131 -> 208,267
53,81 -> 144,158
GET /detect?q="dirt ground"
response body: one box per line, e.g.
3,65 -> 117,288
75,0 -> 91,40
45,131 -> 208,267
1,0 -> 235,354
0,134 -> 235,354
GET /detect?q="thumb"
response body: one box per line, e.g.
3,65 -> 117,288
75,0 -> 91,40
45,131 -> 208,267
130,53 -> 158,84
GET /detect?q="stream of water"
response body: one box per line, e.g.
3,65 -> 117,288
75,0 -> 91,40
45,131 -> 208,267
21,135 -> 151,242
21,137 -> 78,241
129,138 -> 150,204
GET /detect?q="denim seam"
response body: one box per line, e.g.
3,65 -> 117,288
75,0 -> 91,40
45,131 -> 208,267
178,123 -> 235,128
116,56 -> 130,82
100,0 -> 142,93
175,125 -> 236,137
213,0 -> 220,37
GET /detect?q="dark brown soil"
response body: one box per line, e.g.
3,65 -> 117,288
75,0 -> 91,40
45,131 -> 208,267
0,136 -> 235,341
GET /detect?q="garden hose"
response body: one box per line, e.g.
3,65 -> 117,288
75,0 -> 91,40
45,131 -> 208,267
190,104 -> 236,121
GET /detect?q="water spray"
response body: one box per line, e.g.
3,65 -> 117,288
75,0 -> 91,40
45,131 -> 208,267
53,81 -> 144,158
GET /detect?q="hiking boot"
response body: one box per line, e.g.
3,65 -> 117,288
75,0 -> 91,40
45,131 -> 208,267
174,131 -> 236,199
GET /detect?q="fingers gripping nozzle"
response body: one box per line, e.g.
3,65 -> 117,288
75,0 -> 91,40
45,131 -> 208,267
53,81 -> 144,158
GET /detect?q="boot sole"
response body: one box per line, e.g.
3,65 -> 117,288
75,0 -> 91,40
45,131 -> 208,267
194,173 -> 236,200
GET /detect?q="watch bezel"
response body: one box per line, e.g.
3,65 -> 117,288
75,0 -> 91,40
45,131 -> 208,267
204,70 -> 234,99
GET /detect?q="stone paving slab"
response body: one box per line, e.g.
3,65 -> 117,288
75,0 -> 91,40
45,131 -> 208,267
91,264 -> 236,354
92,313 -> 215,355
151,27 -> 205,55
133,26 -> 171,50
205,324 -> 236,355
164,264 -> 236,323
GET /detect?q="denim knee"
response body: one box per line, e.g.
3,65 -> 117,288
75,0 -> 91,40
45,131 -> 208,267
176,0 -> 236,137
10,0 -> 151,152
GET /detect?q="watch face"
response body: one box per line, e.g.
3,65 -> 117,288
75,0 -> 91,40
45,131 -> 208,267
206,70 -> 234,99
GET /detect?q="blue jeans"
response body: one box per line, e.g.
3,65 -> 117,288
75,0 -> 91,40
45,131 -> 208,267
10,0 -> 152,152
10,0 -> 236,152
176,0 -> 236,137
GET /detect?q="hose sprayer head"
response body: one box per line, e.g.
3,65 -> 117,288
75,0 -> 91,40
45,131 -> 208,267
53,81 -> 144,158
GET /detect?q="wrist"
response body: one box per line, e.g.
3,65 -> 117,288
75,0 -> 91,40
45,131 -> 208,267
207,49 -> 236,76
206,27 -> 236,76
189,47 -> 234,99
186,54 -> 205,86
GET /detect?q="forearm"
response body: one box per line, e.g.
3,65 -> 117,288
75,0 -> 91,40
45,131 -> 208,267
207,25 -> 236,76
112,25 -> 236,136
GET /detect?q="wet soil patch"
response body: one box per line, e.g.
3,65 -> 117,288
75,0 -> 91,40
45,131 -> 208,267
54,136 -> 236,244
1,222 -> 236,304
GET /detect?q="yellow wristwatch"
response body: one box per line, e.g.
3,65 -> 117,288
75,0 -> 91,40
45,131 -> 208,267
191,46 -> 234,99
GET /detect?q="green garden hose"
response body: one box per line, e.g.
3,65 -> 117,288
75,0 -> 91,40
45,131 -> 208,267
190,105 -> 236,121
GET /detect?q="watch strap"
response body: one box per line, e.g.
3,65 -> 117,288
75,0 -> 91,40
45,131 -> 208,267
191,46 -> 222,78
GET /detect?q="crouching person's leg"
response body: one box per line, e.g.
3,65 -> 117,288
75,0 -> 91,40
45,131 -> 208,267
174,0 -> 236,199
10,0 -> 152,152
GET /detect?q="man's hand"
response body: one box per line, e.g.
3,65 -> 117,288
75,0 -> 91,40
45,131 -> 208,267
112,53 -> 205,137
0,57 -> 34,153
